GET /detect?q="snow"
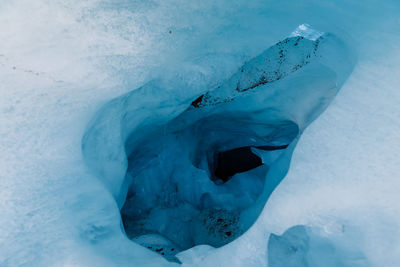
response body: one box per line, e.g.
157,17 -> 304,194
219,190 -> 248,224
1,0 -> 400,266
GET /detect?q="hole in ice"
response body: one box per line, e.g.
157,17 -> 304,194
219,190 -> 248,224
212,144 -> 288,183
82,27 -> 355,263
121,113 -> 298,261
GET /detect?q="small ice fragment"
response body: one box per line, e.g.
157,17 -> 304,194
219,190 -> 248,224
290,23 -> 324,41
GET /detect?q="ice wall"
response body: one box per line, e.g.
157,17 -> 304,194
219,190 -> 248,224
1,0 -> 400,266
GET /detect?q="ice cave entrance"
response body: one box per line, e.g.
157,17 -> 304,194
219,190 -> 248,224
121,111 -> 299,261
82,28 -> 355,262
212,144 -> 289,183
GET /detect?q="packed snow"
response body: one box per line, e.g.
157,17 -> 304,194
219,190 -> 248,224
1,0 -> 400,266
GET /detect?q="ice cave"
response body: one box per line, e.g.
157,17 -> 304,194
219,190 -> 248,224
1,0 -> 400,266
81,31 -> 355,262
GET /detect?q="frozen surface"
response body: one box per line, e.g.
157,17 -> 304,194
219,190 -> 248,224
1,0 -> 400,266
268,225 -> 369,267
109,30 -> 353,257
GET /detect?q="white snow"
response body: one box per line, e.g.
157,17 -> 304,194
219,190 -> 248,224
1,0 -> 400,266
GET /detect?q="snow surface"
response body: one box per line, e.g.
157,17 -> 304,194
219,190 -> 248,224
1,0 -> 400,266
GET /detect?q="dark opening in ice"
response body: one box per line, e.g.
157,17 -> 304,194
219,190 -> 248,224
212,145 -> 288,183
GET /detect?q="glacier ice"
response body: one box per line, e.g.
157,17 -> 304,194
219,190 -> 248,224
82,29 -> 354,261
1,0 -> 400,266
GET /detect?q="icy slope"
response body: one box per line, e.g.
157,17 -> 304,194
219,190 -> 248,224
1,0 -> 400,266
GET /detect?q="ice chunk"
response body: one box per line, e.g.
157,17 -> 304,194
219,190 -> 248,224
290,24 -> 324,41
175,245 -> 215,265
268,225 -> 369,267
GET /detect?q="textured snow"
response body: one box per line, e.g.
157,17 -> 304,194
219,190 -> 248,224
1,0 -> 400,266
